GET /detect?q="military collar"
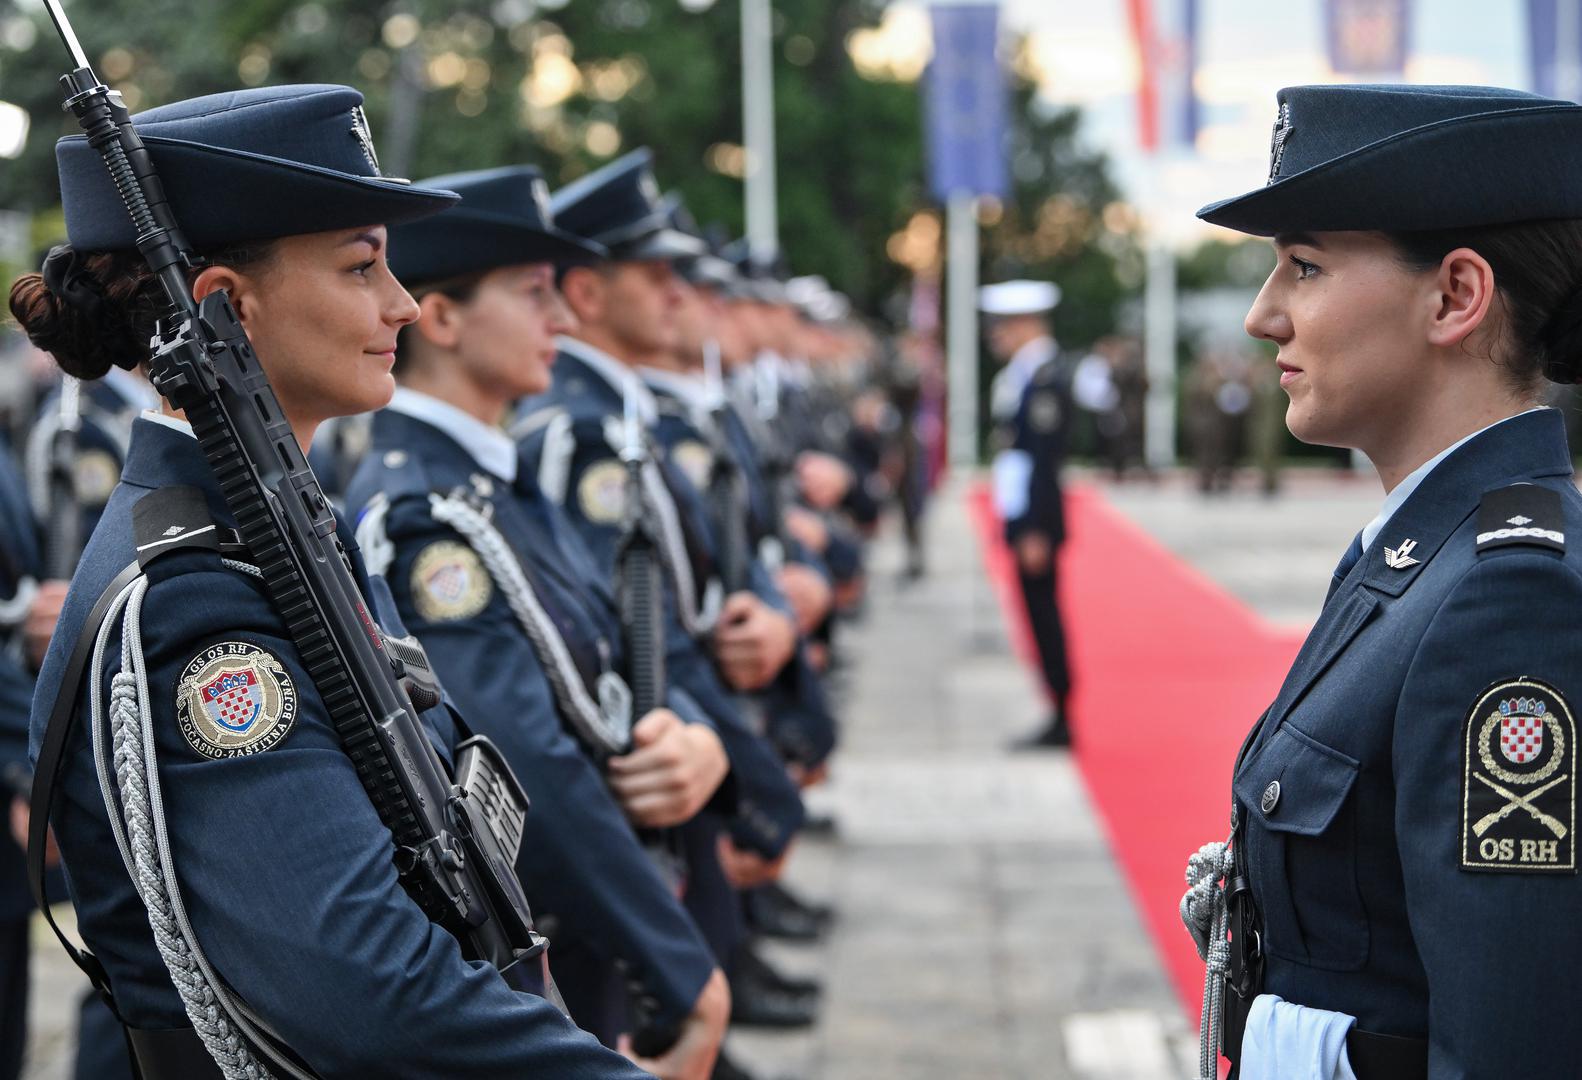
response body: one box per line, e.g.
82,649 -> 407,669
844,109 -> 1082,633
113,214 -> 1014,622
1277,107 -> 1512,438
1361,407 -> 1549,553
386,387 -> 516,483
557,336 -> 658,423
639,366 -> 707,407
117,416 -> 238,524
1353,407 -> 1573,597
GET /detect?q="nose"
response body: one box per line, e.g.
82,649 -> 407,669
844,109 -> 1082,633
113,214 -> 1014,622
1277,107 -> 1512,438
1244,272 -> 1293,346
384,274 -> 421,329
547,287 -> 578,335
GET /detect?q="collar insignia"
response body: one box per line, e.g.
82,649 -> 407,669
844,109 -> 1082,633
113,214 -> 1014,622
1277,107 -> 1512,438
1383,538 -> 1420,570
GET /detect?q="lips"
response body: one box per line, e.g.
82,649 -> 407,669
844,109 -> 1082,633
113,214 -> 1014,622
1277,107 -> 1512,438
1277,360 -> 1302,386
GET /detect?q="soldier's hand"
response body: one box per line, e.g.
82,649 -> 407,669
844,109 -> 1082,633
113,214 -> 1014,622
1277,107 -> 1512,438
621,968 -> 729,1080
607,710 -> 728,828
782,505 -> 830,554
713,592 -> 797,690
24,580 -> 70,670
10,796 -> 59,868
716,833 -> 792,889
1014,532 -> 1052,574
794,451 -> 852,510
776,563 -> 832,635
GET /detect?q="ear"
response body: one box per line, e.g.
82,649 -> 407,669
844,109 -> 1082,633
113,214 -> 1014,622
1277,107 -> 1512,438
559,265 -> 603,323
191,264 -> 250,324
1427,247 -> 1496,350
412,291 -> 464,350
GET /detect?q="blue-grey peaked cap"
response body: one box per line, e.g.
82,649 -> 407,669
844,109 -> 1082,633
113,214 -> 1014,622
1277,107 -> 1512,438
549,147 -> 706,262
57,84 -> 459,252
1197,84 -> 1582,236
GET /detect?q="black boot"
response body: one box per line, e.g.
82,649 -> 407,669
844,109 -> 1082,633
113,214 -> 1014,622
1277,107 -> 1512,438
746,883 -> 834,941
1011,696 -> 1074,751
729,946 -> 820,1028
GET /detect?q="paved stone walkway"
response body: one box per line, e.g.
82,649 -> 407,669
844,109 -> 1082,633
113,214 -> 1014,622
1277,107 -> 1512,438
19,468 -> 1384,1079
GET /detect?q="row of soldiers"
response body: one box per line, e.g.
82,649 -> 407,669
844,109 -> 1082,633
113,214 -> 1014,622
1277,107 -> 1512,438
0,132 -> 922,1078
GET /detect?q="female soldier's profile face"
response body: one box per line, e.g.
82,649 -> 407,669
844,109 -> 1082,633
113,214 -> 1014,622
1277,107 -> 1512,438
1243,230 -> 1435,450
197,225 -> 419,444
450,262 -> 575,398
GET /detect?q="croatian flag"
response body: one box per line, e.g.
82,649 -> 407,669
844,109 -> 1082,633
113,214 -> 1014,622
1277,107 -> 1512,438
1126,0 -> 1200,153
1530,0 -> 1582,101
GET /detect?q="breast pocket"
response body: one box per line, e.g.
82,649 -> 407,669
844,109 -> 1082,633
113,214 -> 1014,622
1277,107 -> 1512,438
1234,723 -> 1368,971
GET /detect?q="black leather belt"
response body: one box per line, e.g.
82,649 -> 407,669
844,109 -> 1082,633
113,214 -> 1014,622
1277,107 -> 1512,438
1223,986 -> 1427,1080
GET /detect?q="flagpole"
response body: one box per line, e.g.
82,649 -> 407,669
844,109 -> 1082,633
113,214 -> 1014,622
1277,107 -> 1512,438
945,190 -> 980,468
741,0 -> 779,259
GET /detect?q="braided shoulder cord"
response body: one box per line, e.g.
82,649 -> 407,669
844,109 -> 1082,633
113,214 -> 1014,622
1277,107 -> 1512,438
1181,837 -> 1235,1080
427,492 -> 630,755
91,570 -> 316,1080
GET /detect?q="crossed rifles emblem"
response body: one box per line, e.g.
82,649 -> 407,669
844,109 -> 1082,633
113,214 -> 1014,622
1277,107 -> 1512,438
1472,771 -> 1569,840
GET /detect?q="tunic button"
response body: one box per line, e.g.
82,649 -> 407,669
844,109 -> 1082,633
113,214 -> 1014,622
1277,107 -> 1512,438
1261,780 -> 1281,815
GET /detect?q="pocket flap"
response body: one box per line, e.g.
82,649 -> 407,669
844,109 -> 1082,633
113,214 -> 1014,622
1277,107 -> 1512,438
1234,725 -> 1360,837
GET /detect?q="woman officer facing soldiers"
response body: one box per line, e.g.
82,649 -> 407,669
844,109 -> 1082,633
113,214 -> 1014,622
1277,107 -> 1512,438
1183,84 -> 1582,1079
345,165 -> 731,1080
11,84 -> 648,1078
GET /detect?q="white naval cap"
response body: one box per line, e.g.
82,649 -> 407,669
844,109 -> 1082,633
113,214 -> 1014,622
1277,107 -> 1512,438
977,279 -> 1060,316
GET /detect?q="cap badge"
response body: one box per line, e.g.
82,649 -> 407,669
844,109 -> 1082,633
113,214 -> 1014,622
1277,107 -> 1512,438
349,105 -> 381,175
1267,102 -> 1293,185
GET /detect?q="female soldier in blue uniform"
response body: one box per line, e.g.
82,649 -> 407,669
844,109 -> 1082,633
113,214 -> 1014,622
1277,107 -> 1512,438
10,84 -> 645,1078
345,165 -> 732,1079
1184,84 -> 1582,1080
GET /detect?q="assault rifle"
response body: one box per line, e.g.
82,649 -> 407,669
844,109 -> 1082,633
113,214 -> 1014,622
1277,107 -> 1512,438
33,0 -> 544,996
702,341 -> 752,593
611,382 -> 684,1057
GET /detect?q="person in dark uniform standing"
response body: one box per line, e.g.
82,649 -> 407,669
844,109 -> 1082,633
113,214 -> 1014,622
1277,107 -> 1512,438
11,84 -> 646,1078
1181,84 -> 1582,1080
980,280 -> 1075,749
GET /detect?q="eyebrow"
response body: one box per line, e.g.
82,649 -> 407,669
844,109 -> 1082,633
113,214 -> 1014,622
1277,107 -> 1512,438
1274,231 -> 1323,250
340,230 -> 384,252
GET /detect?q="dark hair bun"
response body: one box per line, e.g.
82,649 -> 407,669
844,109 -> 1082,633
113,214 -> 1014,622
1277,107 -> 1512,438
8,268 -> 121,379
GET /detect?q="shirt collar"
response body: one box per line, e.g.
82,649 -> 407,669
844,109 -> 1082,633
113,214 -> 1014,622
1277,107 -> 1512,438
639,366 -> 709,409
559,336 -> 658,423
1360,406 -> 1549,551
386,387 -> 517,483
140,409 -> 195,438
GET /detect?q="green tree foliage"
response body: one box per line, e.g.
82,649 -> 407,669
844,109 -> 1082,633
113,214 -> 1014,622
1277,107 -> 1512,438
0,0 -> 1136,332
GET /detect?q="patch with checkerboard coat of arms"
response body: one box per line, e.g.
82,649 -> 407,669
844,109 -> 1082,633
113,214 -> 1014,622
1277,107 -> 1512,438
1461,677 -> 1576,873
175,642 -> 298,759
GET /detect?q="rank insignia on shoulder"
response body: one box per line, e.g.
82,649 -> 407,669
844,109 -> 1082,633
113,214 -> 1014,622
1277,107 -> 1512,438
411,540 -> 492,622
671,440 -> 713,491
1476,484 -> 1564,554
1461,677 -> 1576,874
577,459 -> 629,525
176,642 -> 298,759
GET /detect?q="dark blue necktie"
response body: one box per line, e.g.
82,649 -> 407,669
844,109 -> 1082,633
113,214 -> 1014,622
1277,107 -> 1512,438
1326,531 -> 1365,603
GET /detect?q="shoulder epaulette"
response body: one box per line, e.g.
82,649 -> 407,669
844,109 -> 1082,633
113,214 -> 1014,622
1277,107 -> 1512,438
1476,482 -> 1566,555
131,485 -> 225,569
368,446 -> 435,506
508,403 -> 566,442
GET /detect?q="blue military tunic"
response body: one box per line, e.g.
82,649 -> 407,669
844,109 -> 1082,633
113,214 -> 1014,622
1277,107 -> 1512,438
344,397 -> 719,1037
515,340 -> 805,859
0,435 -> 40,924
1232,407 -> 1582,1076
30,416 -> 644,1078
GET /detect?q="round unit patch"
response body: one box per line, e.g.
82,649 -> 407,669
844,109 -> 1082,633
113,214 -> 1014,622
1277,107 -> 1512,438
671,440 -> 714,491
578,459 -> 629,525
411,540 -> 492,622
73,449 -> 121,507
1028,392 -> 1062,434
175,642 -> 298,759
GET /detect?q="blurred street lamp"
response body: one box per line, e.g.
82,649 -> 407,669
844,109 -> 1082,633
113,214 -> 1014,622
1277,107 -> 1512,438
0,101 -> 31,160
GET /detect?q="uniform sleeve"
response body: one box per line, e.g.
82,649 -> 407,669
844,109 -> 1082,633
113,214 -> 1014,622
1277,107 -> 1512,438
135,566 -> 647,1079
1393,549 -> 1582,1076
385,512 -> 716,1029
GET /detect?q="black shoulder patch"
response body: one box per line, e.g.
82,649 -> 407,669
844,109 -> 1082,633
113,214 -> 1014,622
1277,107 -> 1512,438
132,486 -> 220,569
1461,677 -> 1576,874
1476,484 -> 1565,555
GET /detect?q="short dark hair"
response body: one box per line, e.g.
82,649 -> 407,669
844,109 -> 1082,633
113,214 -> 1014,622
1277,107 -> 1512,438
1385,219 -> 1582,389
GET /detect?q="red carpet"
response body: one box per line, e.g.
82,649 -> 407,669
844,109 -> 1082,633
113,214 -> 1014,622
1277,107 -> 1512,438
966,483 -> 1305,1018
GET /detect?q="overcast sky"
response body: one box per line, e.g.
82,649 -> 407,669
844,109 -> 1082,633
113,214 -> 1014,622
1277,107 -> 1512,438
887,0 -> 1529,242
